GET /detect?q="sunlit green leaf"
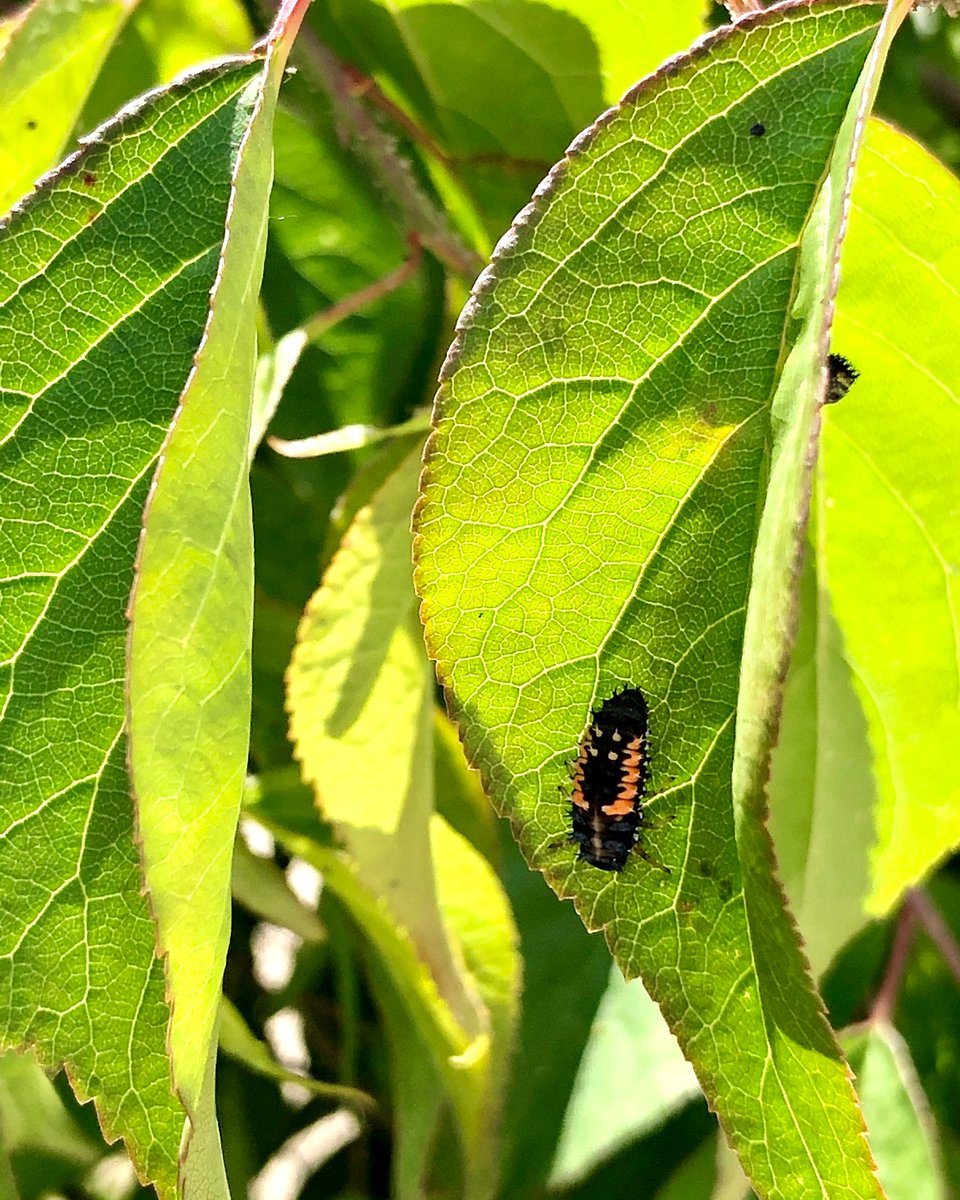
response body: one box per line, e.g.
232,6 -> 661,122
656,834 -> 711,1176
0,44 -> 273,1191
0,0 -> 135,216
127,4 -> 309,1194
286,449 -> 520,1198
415,4 -> 898,1196
770,120 -> 960,972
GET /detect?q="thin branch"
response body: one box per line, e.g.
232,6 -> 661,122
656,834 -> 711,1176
302,236 -> 422,343
906,887 -> 960,991
343,66 -> 552,177
294,28 -> 483,281
870,899 -> 917,1025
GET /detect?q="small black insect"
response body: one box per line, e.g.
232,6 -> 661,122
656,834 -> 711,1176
750,122 -> 766,137
569,687 -> 649,872
825,353 -> 859,404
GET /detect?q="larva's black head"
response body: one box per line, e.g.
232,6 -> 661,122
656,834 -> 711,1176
825,354 -> 859,404
590,686 -> 648,734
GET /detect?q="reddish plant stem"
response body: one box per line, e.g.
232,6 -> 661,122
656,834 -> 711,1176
303,237 -> 423,342
871,887 -> 960,1025
293,27 -> 483,280
344,66 -> 552,176
871,899 -> 917,1025
907,887 -> 960,990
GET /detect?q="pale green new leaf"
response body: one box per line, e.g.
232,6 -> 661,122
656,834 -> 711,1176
770,120 -> 960,971
0,0 -> 135,216
0,48 -> 275,1193
286,449 -> 520,1198
415,4 -> 895,1197
846,1023 -> 947,1200
126,2 -> 310,1195
550,967 -> 700,1187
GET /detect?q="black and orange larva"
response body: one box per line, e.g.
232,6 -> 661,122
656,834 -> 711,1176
569,687 -> 649,872
825,353 -> 859,404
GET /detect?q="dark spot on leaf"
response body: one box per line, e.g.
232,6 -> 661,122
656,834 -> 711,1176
717,878 -> 734,902
26,120 -> 37,130
82,172 -> 97,187
698,859 -> 715,878
750,122 -> 766,137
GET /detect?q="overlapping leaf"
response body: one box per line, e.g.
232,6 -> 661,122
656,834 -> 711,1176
127,3 -> 310,1194
415,3 -> 899,1196
285,449 -> 520,1198
310,0 -> 708,237
0,25 -> 291,1195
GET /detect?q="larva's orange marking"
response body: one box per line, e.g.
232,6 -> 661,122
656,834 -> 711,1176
567,688 -> 649,872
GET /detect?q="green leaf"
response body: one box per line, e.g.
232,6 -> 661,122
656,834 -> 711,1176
767,549 -> 877,977
77,0 -> 254,143
263,90 -> 439,439
0,1051 -> 98,1173
497,832 -> 612,1196
550,967 -> 699,1188
429,814 -> 520,1200
0,43 -> 276,1193
846,1023 -> 947,1200
361,948 -> 445,1200
287,451 -> 479,1041
218,998 -> 374,1113
415,5 -> 899,1197
655,1137 -> 718,1200
0,0 -> 134,216
286,448 -> 520,1198
231,836 -> 327,943
311,0 -> 708,236
127,2 -> 309,1194
893,878 -> 960,1156
769,120 -> 960,968
434,705 -> 500,866
319,0 -> 707,153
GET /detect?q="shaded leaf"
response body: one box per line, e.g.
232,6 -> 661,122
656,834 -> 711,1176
310,0 -> 708,236
232,836 -> 327,944
218,999 -> 374,1113
77,0 -> 254,138
550,967 -> 699,1188
497,832 -> 611,1196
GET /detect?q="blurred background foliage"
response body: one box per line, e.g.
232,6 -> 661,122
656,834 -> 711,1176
1,0 -> 960,1198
